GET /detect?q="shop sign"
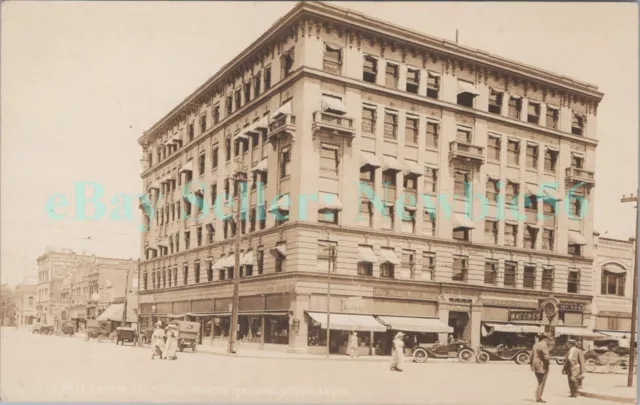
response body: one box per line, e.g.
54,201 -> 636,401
598,311 -> 631,318
252,283 -> 294,295
509,310 -> 543,322
449,297 -> 473,304
138,295 -> 156,304
481,298 -> 539,309
558,302 -> 585,312
374,288 -> 437,300
341,297 -> 363,313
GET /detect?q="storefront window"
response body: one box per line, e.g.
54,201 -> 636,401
264,316 -> 289,344
214,317 -> 230,338
238,316 -> 262,343
308,320 -> 327,347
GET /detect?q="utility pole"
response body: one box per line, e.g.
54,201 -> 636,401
325,246 -> 335,358
121,260 -> 133,326
228,159 -> 247,354
621,193 -> 638,387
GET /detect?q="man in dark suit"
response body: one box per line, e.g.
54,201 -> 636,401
530,332 -> 552,403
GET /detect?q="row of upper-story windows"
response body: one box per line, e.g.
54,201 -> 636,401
321,43 -> 588,137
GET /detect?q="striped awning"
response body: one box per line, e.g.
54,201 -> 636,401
360,152 -> 381,168
307,312 -> 387,332
376,316 -> 453,333
321,95 -> 347,114
555,327 -> 607,339
251,159 -> 268,173
271,101 -> 292,119
483,323 -> 543,335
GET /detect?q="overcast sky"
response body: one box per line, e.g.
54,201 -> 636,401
1,2 -> 637,285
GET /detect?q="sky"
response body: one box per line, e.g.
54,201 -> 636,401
1,1 -> 637,285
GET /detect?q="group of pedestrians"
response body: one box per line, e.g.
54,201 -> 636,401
530,332 -> 586,403
150,321 -> 180,360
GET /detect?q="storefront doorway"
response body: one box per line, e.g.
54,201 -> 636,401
448,312 -> 470,341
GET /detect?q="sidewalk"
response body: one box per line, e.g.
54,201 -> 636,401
578,378 -> 637,403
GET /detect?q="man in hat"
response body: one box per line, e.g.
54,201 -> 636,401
562,339 -> 586,397
530,332 -> 552,403
390,332 -> 405,372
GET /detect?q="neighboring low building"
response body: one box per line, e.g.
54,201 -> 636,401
14,277 -> 37,326
592,232 -> 635,347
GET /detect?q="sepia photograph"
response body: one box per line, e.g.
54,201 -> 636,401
1,1 -> 638,404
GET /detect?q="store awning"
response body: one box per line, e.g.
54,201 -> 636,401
234,130 -> 249,141
360,152 -> 382,168
568,231 -> 588,246
376,316 -> 453,333
357,246 -> 379,264
379,249 -> 401,265
403,160 -> 423,177
96,303 -> 137,323
318,192 -> 343,211
271,101 -> 292,119
254,116 -> 269,132
555,327 -> 608,339
251,158 -> 268,173
179,161 -> 193,173
602,264 -> 627,274
321,95 -> 347,114
272,244 -> 286,257
307,312 -> 387,332
525,183 -> 539,196
269,194 -> 291,213
457,81 -> 480,96
453,213 -> 475,230
212,256 -> 229,271
596,330 -> 631,340
240,250 -> 254,266
483,323 -> 543,334
382,155 -> 403,171
540,186 -> 562,201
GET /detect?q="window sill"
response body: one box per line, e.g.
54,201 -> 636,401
362,133 -> 376,139
383,137 -> 398,143
526,168 -> 537,173
543,171 -> 557,176
405,143 -> 418,148
506,165 -> 520,170
280,175 -> 291,182
425,146 -> 439,152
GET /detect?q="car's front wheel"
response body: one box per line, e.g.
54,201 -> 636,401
516,352 -> 530,365
413,348 -> 428,363
458,348 -> 475,363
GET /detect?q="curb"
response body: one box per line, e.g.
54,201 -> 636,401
579,392 -> 636,403
195,349 -> 392,362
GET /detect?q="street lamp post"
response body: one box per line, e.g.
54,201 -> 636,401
121,260 -> 135,327
621,193 -> 638,387
228,160 -> 247,354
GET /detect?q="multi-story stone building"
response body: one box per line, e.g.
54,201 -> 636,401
137,2 -> 603,354
14,276 -> 37,326
592,233 -> 635,347
36,248 -> 137,328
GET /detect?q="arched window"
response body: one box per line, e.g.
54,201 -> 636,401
601,264 -> 626,296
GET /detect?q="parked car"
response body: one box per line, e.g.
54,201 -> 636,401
176,321 -> 200,353
412,339 -> 476,363
476,344 -> 531,365
115,327 -> 137,346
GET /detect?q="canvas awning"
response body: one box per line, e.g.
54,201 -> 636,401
270,194 -> 291,212
240,250 -> 254,266
234,130 -> 249,141
360,152 -> 382,168
483,323 -> 543,334
321,95 -> 347,114
307,312 -> 387,332
318,192 -> 343,211
357,246 -> 379,264
147,182 -> 159,191
540,186 -> 562,201
457,81 -> 480,96
272,244 -> 286,257
555,327 -> 607,339
271,101 -> 292,119
179,161 -> 193,173
96,303 -> 137,323
254,116 -> 269,131
251,158 -> 268,173
597,330 -> 631,341
602,264 -> 627,274
379,248 -> 401,265
376,316 -> 453,333
382,155 -> 403,171
526,183 -> 539,196
403,160 -> 423,176
568,231 -> 588,246
212,256 -> 230,271
453,213 -> 475,230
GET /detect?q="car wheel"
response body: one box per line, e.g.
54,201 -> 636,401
413,348 -> 428,363
556,358 -> 565,366
585,359 -> 597,373
458,348 -> 475,363
516,352 -> 530,365
476,351 -> 490,364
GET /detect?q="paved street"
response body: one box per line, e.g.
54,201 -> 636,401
0,327 -> 630,404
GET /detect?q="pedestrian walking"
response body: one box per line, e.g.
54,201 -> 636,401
562,339 -> 585,397
390,332 -> 405,372
348,331 -> 359,358
150,321 -> 165,360
163,323 -> 179,360
529,332 -> 552,403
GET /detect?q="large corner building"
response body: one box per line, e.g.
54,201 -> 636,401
137,2 -> 603,354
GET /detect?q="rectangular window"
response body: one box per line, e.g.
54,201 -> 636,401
406,68 -> 419,93
183,263 -> 189,285
363,55 -> 377,83
423,167 -> 437,193
281,51 -> 294,78
523,266 -> 536,289
504,223 -> 517,247
456,127 -> 471,144
357,262 -> 373,276
244,81 -> 251,104
196,226 -> 203,247
194,261 -> 201,283
527,102 -> 540,124
504,262 -> 517,287
358,199 -> 373,227
524,226 -> 538,249
211,146 -> 219,170
544,149 -> 558,172
280,146 -> 291,178
225,138 -> 231,161
454,169 -> 470,197
425,121 -> 439,148
184,230 -> 191,250
381,262 -> 395,278
546,106 -> 558,129
360,166 -> 375,183
253,74 -> 261,98
542,228 -> 555,251
542,267 -> 554,291
385,62 -> 398,88
571,154 -> 584,169
572,113 -> 585,136
320,144 -> 339,177
405,117 -> 419,145
213,105 -> 220,124
207,224 -> 214,244
423,252 -> 435,281
198,153 -> 206,176
426,72 -> 440,99
487,136 -> 501,161
452,256 -> 468,282
507,139 -> 520,166
402,250 -> 415,278
488,89 -> 503,114
199,115 -> 207,134
257,248 -> 264,275
188,123 -> 195,142
362,107 -> 376,134
526,144 -> 538,170
567,270 -> 580,293
234,88 -> 242,110
485,220 -> 498,244
568,244 -> 582,256
384,112 -> 397,139
601,271 -> 626,296
452,228 -> 469,242
484,261 -> 497,285
323,43 -> 342,74
486,179 -> 498,203
508,97 -> 521,119
380,204 -> 395,230
264,66 -> 272,90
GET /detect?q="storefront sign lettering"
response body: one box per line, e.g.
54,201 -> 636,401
509,310 -> 543,322
249,283 -> 294,295
481,298 -> 538,309
558,302 -> 585,312
449,297 -> 473,304
374,288 -> 436,300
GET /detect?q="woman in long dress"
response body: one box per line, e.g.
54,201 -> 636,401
164,324 -> 179,360
390,332 -> 405,372
150,322 -> 166,360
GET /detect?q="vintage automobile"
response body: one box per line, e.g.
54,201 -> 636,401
61,321 -> 75,337
115,327 -> 137,346
412,339 -> 476,363
38,324 -> 54,335
476,344 -> 531,365
550,343 -> 599,365
32,324 -> 41,334
85,320 -> 114,342
176,321 -> 200,353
